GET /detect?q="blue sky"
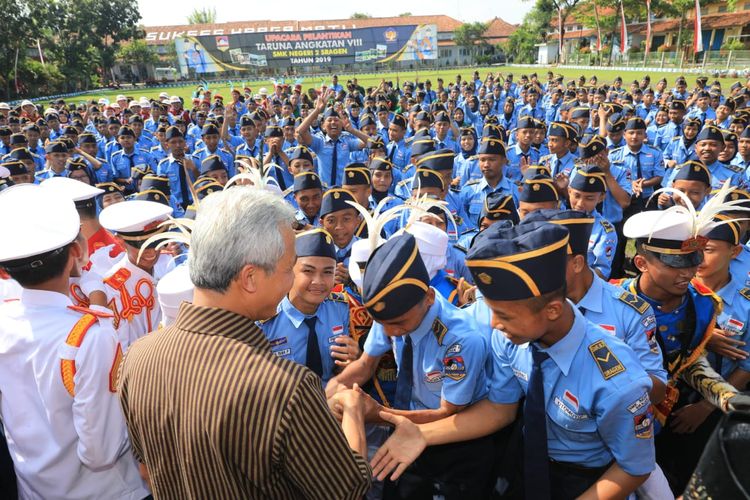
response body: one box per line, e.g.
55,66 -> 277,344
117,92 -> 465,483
138,0 -> 534,26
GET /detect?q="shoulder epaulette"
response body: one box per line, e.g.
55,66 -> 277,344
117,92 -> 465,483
600,219 -> 614,233
464,179 -> 481,186
727,163 -> 744,173
671,136 -> 681,141
468,154 -> 478,160
460,228 -> 478,236
67,304 -> 114,319
397,178 -> 411,187
540,154 -> 552,162
449,185 -> 462,193
111,149 -> 124,157
741,288 -> 750,301
157,157 -> 169,165
328,291 -> 348,303
588,339 -> 626,380
193,147 -> 206,154
282,186 -> 294,197
256,313 -> 278,325
610,146 -> 625,154
431,318 -> 448,346
60,312 -> 105,396
617,290 -> 650,314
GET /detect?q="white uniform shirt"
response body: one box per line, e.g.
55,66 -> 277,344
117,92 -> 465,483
0,289 -> 149,499
103,255 -> 162,351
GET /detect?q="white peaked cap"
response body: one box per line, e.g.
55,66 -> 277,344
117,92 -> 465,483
624,207 -> 713,242
39,176 -> 103,202
0,184 -> 80,261
99,200 -> 173,233
157,263 -> 194,327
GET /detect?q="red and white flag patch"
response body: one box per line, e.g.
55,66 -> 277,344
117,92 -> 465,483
563,390 -> 579,411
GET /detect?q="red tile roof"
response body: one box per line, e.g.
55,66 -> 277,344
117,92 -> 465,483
143,15 -> 464,44
483,17 -> 518,42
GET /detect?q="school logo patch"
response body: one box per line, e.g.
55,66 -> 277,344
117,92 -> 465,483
634,407 -> 654,439
443,355 -> 466,381
588,340 -> 625,379
446,342 -> 462,354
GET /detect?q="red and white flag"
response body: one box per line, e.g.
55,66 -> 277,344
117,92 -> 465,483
694,0 -> 704,53
620,0 -> 628,54
645,0 -> 652,56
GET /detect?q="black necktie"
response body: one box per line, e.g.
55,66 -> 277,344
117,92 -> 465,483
524,345 -> 551,500
330,139 -> 338,186
274,156 -> 287,191
393,336 -> 413,410
127,153 -> 135,177
388,142 -> 396,162
176,159 -> 190,210
303,316 -> 323,377
635,152 -> 643,180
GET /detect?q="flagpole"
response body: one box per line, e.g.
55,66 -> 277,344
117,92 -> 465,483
620,0 -> 628,62
644,0 -> 652,65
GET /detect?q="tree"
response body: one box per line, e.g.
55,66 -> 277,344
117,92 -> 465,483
187,7 -> 216,25
0,0 -> 57,98
453,22 -> 489,64
117,39 -> 158,66
50,0 -> 142,88
398,12 -> 412,17
350,12 -> 371,19
505,0 -> 555,63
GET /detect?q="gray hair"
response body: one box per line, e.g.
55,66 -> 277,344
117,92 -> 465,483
189,187 -> 295,292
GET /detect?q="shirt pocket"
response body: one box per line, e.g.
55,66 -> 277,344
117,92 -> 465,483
468,197 -> 483,217
547,398 -> 597,442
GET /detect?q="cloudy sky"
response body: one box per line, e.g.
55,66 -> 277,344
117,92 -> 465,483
137,0 -> 534,26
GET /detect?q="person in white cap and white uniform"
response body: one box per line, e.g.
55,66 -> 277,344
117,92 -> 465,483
0,184 -> 150,499
99,199 -> 173,350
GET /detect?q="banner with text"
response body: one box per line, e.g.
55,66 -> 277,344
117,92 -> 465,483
175,24 -> 437,74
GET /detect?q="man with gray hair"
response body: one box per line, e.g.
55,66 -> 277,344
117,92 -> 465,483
118,187 -> 372,499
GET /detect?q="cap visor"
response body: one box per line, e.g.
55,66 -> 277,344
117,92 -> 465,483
655,251 -> 703,269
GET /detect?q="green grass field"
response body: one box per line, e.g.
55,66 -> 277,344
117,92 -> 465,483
42,65 -> 731,105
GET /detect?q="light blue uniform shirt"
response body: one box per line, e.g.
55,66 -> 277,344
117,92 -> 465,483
570,160 -> 631,224
156,155 -> 197,210
541,151 -> 576,178
730,244 -> 750,287
505,144 -> 540,183
191,146 -> 235,178
364,292 -> 490,410
310,132 -> 364,186
488,306 -> 655,476
663,137 -> 696,169
260,295 -> 349,384
576,274 -> 667,382
709,277 -> 750,380
608,144 -> 665,199
459,176 -> 518,230
453,154 -> 480,184
588,211 -> 618,280
110,149 -> 152,184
